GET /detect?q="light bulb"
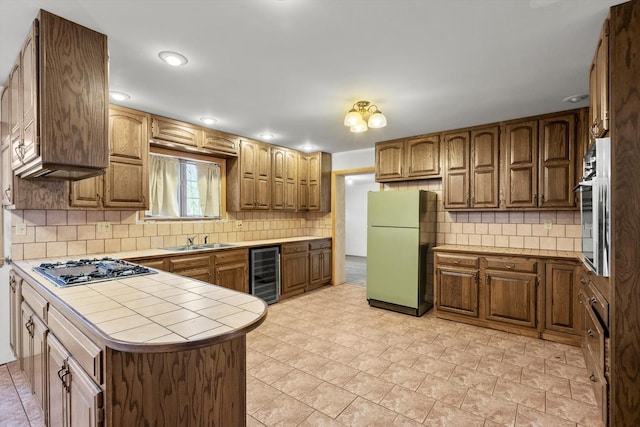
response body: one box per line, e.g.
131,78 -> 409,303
368,111 -> 387,128
350,118 -> 368,133
344,109 -> 361,127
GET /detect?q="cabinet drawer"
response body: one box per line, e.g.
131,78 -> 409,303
282,242 -> 309,255
48,306 -> 103,385
309,239 -> 331,250
582,279 -> 609,329
133,258 -> 167,271
22,281 -> 48,320
584,342 -> 608,426
213,249 -> 248,265
435,253 -> 479,268
584,301 -> 606,374
485,257 -> 537,273
167,254 -> 212,273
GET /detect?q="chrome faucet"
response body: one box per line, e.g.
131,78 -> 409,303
204,236 -> 209,244
187,236 -> 196,246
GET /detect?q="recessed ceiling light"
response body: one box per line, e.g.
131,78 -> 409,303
260,133 -> 275,140
562,94 -> 589,103
200,117 -> 217,125
301,145 -> 315,152
109,91 -> 130,101
158,51 -> 188,66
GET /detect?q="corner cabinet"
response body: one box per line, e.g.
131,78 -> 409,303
10,10 -> 109,180
443,126 -> 499,209
70,105 -> 150,209
375,135 -> 441,182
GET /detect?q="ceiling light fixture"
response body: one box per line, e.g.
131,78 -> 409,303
562,94 -> 589,103
158,51 -> 188,66
200,117 -> 217,125
301,145 -> 315,152
109,91 -> 130,101
344,100 -> 387,133
259,133 -> 275,140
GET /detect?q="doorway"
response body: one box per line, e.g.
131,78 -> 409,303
331,167 -> 377,286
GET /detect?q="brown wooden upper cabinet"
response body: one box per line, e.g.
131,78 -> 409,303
299,152 -> 331,212
227,139 -> 271,211
8,10 -> 109,180
375,135 -> 440,182
444,126 -> 499,209
589,18 -> 609,138
150,115 -> 239,157
70,105 -> 150,210
504,113 -> 577,209
272,147 -> 297,211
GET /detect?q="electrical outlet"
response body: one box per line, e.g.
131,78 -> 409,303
97,221 -> 112,233
324,218 -> 332,225
15,223 -> 27,236
235,220 -> 243,229
544,220 -> 553,230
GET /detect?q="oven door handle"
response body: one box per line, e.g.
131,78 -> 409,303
573,181 -> 594,192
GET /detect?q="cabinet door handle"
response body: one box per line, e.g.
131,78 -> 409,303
14,143 -> 26,163
587,329 -> 595,338
579,278 -> 587,284
25,318 -> 34,337
590,296 -> 597,305
4,186 -> 11,202
453,259 -> 461,264
504,263 -> 515,269
9,276 -> 15,291
589,373 -> 597,383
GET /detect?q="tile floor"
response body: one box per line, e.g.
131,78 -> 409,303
1,283 -> 603,427
345,256 -> 367,286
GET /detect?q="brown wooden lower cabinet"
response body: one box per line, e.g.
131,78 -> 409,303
212,249 -> 248,293
308,238 -> 332,291
435,250 -> 581,344
166,253 -> 213,283
21,302 -> 48,412
281,242 -> 309,298
9,273 -> 21,358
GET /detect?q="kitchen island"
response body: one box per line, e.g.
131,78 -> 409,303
10,257 -> 268,426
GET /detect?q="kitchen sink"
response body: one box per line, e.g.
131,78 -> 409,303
165,243 -> 236,251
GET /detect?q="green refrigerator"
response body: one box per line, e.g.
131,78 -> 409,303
366,190 -> 437,316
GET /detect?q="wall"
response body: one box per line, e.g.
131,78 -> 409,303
345,175 -> 378,256
385,179 -> 581,251
9,209 -> 332,261
332,148 -> 374,171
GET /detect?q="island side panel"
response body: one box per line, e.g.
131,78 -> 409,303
106,336 -> 246,427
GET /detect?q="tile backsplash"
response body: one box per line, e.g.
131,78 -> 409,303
10,209 -> 331,260
384,179 -> 581,252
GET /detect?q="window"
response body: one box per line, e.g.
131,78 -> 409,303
147,153 -> 222,219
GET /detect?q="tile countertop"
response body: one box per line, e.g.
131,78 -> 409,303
433,244 -> 581,260
12,258 -> 268,354
111,235 -> 330,260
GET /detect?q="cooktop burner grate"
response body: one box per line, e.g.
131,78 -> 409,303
33,257 -> 157,288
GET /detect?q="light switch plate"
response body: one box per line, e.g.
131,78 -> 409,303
544,220 -> 553,230
15,223 -> 27,236
97,221 -> 112,233
235,220 -> 243,228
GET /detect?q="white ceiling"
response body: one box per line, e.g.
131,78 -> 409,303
0,0 -> 621,154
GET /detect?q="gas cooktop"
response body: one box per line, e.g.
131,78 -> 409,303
33,257 -> 157,288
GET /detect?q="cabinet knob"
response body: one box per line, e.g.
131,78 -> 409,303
453,259 -> 461,264
587,329 -> 595,338
589,373 -> 597,383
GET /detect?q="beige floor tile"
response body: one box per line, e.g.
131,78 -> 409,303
545,359 -> 591,383
343,371 -> 395,403
411,354 -> 456,378
465,342 -> 506,361
488,336 -> 527,353
252,393 -> 314,426
461,389 -> 518,425
570,380 -> 597,405
476,358 -> 523,382
312,361 -> 359,387
298,411 -> 347,427
246,378 -> 283,414
379,346 -> 420,367
493,378 -> 546,412
323,344 -> 361,364
524,343 -> 567,363
271,369 -> 323,399
422,401 -> 486,427
520,369 -> 571,395
515,406 -> 576,427
379,363 -> 426,391
300,382 -> 357,418
502,351 -> 546,372
379,384 -> 436,423
432,334 -> 470,350
416,374 -> 469,407
449,365 -> 498,393
546,392 -> 604,427
248,358 -> 294,385
350,338 -> 390,357
246,414 -> 266,427
392,414 -> 424,426
336,396 -> 399,427
347,353 -> 392,376
261,342 -> 304,362
286,351 -> 331,373
440,347 -> 482,369
565,349 -> 588,369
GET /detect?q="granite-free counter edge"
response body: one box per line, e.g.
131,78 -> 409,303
12,260 -> 268,354
433,244 -> 581,260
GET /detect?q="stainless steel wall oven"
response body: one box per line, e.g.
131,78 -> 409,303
575,137 -> 611,277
